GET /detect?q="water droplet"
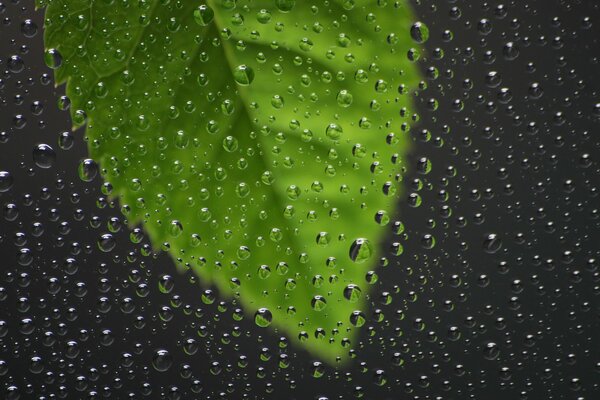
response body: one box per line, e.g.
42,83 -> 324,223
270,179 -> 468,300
410,22 -> 429,43
350,310 -> 366,327
483,342 -> 500,360
158,275 -> 174,294
32,143 -> 56,168
257,264 -> 271,279
21,19 -> 38,37
254,308 -> 272,327
275,0 -> 296,12
78,159 -> 98,182
152,349 -> 173,372
256,9 -> 272,24
349,238 -> 373,263
7,55 -> 24,73
97,233 -> 116,253
286,185 -> 301,200
311,295 -> 327,311
222,136 -> 238,152
58,131 -> 74,150
193,5 -> 214,26
336,89 -> 353,107
503,42 -> 519,60
343,284 -> 362,302
44,48 -> 62,69
325,123 -> 343,140
233,65 -> 255,85
183,338 -> 198,356
483,233 -> 502,254
0,171 -> 14,192
168,220 -> 183,237
316,231 -> 331,246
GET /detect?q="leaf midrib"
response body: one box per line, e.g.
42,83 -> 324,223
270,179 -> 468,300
63,0 -> 163,111
206,0 -> 312,295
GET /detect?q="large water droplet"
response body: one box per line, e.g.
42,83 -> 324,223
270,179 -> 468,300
233,65 -> 255,86
410,21 -> 429,43
343,284 -> 362,302
32,143 -> 56,168
193,5 -> 214,26
78,159 -> 98,182
254,308 -> 272,327
152,349 -> 173,372
483,233 -> 502,254
275,0 -> 296,12
44,48 -> 62,69
311,295 -> 327,311
0,171 -> 14,192
349,238 -> 373,263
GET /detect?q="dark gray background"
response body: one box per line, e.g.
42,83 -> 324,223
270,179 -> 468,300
1,0 -> 599,399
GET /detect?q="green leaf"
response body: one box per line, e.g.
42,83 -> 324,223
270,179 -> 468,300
41,0 -> 420,363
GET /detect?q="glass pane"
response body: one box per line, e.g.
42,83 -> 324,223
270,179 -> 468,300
1,1 -> 598,398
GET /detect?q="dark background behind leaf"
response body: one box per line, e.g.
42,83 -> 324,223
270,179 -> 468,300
1,0 -> 599,399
